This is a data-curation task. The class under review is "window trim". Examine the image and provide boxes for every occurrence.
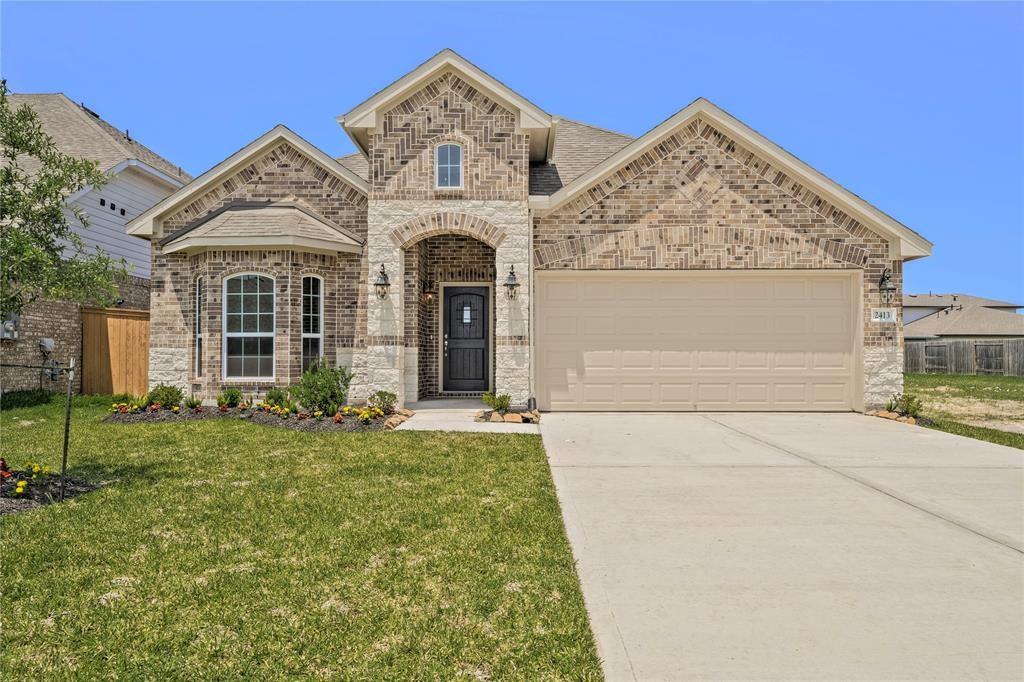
[301,274,324,371]
[222,272,276,381]
[194,276,204,377]
[435,142,464,189]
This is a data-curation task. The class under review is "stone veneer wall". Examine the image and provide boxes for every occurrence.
[0,275,150,394]
[533,115,904,409]
[148,141,367,396]
[403,234,496,400]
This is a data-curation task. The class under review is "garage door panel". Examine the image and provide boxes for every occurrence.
[536,272,858,411]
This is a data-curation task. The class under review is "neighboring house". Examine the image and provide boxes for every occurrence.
[903,293,1021,324]
[0,94,190,393]
[129,50,933,412]
[904,293,1024,376]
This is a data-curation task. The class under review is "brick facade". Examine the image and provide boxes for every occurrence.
[142,63,917,410]
[533,116,904,406]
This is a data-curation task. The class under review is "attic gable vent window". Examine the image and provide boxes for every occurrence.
[435,143,462,189]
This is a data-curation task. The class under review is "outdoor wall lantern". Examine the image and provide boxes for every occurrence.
[374,264,391,300]
[878,267,897,305]
[503,265,520,300]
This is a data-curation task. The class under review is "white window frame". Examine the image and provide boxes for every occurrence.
[222,272,275,381]
[435,142,463,189]
[301,274,324,371]
[194,276,204,377]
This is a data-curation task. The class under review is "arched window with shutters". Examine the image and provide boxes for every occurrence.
[223,273,275,379]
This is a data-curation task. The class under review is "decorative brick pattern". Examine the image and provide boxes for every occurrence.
[149,142,368,396]
[390,212,507,249]
[370,72,529,201]
[533,117,904,405]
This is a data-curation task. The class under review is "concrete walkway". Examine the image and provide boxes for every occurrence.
[542,413,1024,680]
[396,399,539,433]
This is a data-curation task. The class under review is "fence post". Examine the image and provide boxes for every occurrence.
[60,358,75,501]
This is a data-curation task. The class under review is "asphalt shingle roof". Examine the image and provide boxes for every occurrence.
[903,293,1021,310]
[905,305,1024,338]
[8,93,191,182]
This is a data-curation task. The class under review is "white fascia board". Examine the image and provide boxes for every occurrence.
[162,235,363,256]
[339,50,552,134]
[535,99,932,260]
[126,125,368,238]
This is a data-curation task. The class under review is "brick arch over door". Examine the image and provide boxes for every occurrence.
[389,212,507,250]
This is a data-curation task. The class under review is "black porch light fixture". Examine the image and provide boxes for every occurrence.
[503,265,520,300]
[374,264,391,300]
[878,267,897,305]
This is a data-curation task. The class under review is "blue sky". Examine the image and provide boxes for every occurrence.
[3,2,1022,303]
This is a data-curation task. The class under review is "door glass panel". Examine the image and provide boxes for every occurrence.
[462,305,472,324]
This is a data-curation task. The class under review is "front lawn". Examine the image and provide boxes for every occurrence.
[904,373,1024,450]
[1,397,601,679]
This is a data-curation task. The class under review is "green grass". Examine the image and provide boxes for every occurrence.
[904,373,1024,402]
[1,399,602,680]
[904,373,1024,450]
[921,417,1024,450]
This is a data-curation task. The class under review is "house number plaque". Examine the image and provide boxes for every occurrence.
[870,308,897,324]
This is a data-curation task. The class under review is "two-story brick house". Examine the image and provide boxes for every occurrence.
[128,50,932,411]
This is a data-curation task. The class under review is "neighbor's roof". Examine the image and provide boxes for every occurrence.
[903,293,1022,309]
[159,200,363,256]
[8,93,190,184]
[905,305,1024,338]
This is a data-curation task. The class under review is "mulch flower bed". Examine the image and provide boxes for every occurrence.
[1,459,102,516]
[104,403,415,432]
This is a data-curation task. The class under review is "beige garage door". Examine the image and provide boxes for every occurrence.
[535,271,861,411]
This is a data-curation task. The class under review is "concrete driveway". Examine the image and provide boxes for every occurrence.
[542,413,1023,680]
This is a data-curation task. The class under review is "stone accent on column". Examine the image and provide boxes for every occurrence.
[495,229,531,406]
[373,200,532,406]
[403,348,419,404]
[863,346,903,409]
[149,346,189,392]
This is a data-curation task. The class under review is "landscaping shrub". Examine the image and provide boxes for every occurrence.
[886,392,923,418]
[482,392,512,414]
[263,387,288,408]
[368,390,397,415]
[184,395,202,410]
[217,387,244,408]
[0,390,54,410]
[290,363,354,413]
[145,384,183,408]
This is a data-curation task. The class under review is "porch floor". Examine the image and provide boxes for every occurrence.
[400,398,540,434]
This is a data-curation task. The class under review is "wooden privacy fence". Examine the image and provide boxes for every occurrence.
[81,307,150,395]
[905,337,1024,376]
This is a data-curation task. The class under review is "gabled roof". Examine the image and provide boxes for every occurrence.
[529,118,635,196]
[127,125,368,238]
[905,304,1024,338]
[337,49,554,161]
[528,98,933,260]
[159,200,363,256]
[903,293,1022,310]
[9,93,190,186]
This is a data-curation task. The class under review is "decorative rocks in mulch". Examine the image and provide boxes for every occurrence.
[475,409,541,424]
[105,406,416,433]
[866,410,918,425]
[1,464,102,516]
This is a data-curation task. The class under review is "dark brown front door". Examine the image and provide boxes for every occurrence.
[443,287,489,392]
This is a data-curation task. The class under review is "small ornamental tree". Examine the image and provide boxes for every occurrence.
[1,80,127,316]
